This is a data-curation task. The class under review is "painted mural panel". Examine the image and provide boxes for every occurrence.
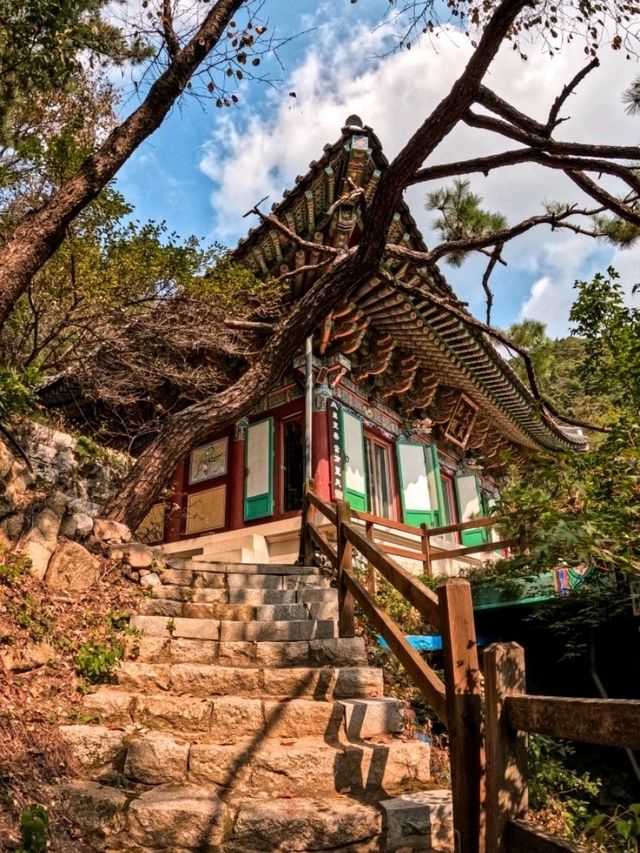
[189,438,228,485]
[244,418,274,520]
[185,485,226,534]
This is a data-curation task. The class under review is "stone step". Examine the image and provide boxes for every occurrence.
[159,567,332,590]
[150,584,338,607]
[381,789,454,851]
[130,615,338,642]
[138,599,315,621]
[79,691,403,739]
[179,560,324,576]
[61,725,430,797]
[133,635,368,668]
[59,782,389,851]
[116,662,384,699]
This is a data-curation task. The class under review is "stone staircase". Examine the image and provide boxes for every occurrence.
[58,560,453,851]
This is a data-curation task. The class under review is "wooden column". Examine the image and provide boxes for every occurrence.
[484,642,528,853]
[165,462,186,542]
[229,418,248,530]
[336,499,355,637]
[438,579,485,853]
[312,401,332,502]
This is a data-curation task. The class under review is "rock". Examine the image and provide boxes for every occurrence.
[0,441,13,479]
[229,796,381,851]
[45,541,100,591]
[18,507,61,579]
[381,789,454,852]
[114,542,154,569]
[59,725,126,779]
[61,511,94,540]
[0,642,56,673]
[124,733,189,784]
[0,512,24,545]
[140,572,162,590]
[128,784,227,848]
[58,780,128,844]
[93,518,132,545]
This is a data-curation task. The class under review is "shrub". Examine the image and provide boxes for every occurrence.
[74,638,124,684]
[18,804,49,853]
[0,547,31,586]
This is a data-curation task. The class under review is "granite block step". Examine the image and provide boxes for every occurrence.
[116,662,384,699]
[58,781,388,851]
[61,725,430,796]
[180,560,326,576]
[133,635,368,668]
[130,615,337,642]
[138,599,312,621]
[159,568,332,591]
[150,585,338,607]
[81,690,351,738]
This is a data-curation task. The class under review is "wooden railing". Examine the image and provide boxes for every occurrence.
[346,507,516,578]
[484,642,640,852]
[300,485,485,853]
[300,486,640,853]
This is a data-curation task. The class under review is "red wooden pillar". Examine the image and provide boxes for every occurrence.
[230,417,248,530]
[165,462,186,542]
[312,392,332,502]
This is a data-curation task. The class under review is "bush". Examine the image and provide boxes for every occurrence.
[18,804,49,853]
[0,547,31,586]
[74,638,124,684]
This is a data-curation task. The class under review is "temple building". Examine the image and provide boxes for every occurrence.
[146,117,586,566]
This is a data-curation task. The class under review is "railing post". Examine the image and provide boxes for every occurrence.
[298,479,315,566]
[438,579,485,853]
[365,521,377,594]
[484,642,528,853]
[420,522,432,577]
[336,499,355,637]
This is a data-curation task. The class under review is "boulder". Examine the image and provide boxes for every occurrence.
[0,642,56,673]
[18,504,63,579]
[93,518,132,545]
[60,512,94,540]
[0,441,13,479]
[45,541,101,591]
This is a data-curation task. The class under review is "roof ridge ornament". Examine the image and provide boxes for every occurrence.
[343,114,364,131]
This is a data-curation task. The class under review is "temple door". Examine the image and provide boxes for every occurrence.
[339,409,368,511]
[396,440,442,528]
[454,472,488,546]
[244,418,274,521]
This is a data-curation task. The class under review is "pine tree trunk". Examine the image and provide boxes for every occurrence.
[0,0,244,328]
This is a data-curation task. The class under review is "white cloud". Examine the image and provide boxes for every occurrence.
[199,13,640,334]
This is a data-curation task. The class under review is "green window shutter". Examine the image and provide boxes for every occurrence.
[455,473,488,546]
[396,440,441,528]
[244,418,274,521]
[339,408,368,511]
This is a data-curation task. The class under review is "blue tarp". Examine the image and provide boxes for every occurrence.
[377,634,443,651]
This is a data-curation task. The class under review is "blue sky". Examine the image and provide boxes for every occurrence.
[113,0,640,336]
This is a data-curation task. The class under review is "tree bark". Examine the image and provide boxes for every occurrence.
[107,0,532,531]
[0,0,245,328]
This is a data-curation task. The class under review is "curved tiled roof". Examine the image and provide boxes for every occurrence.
[233,118,586,454]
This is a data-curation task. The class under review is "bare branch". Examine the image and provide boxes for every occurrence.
[481,243,503,326]
[546,58,600,133]
[567,171,640,226]
[224,318,274,331]
[411,147,640,197]
[385,205,605,266]
[246,204,340,256]
[161,0,181,59]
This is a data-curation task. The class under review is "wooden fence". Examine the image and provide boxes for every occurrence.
[299,485,640,853]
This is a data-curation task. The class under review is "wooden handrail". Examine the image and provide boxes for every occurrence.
[307,521,338,568]
[302,488,483,852]
[506,695,640,749]
[306,490,338,526]
[342,567,448,723]
[350,508,424,535]
[342,521,441,627]
[484,643,640,853]
[429,538,515,562]
[425,515,506,537]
